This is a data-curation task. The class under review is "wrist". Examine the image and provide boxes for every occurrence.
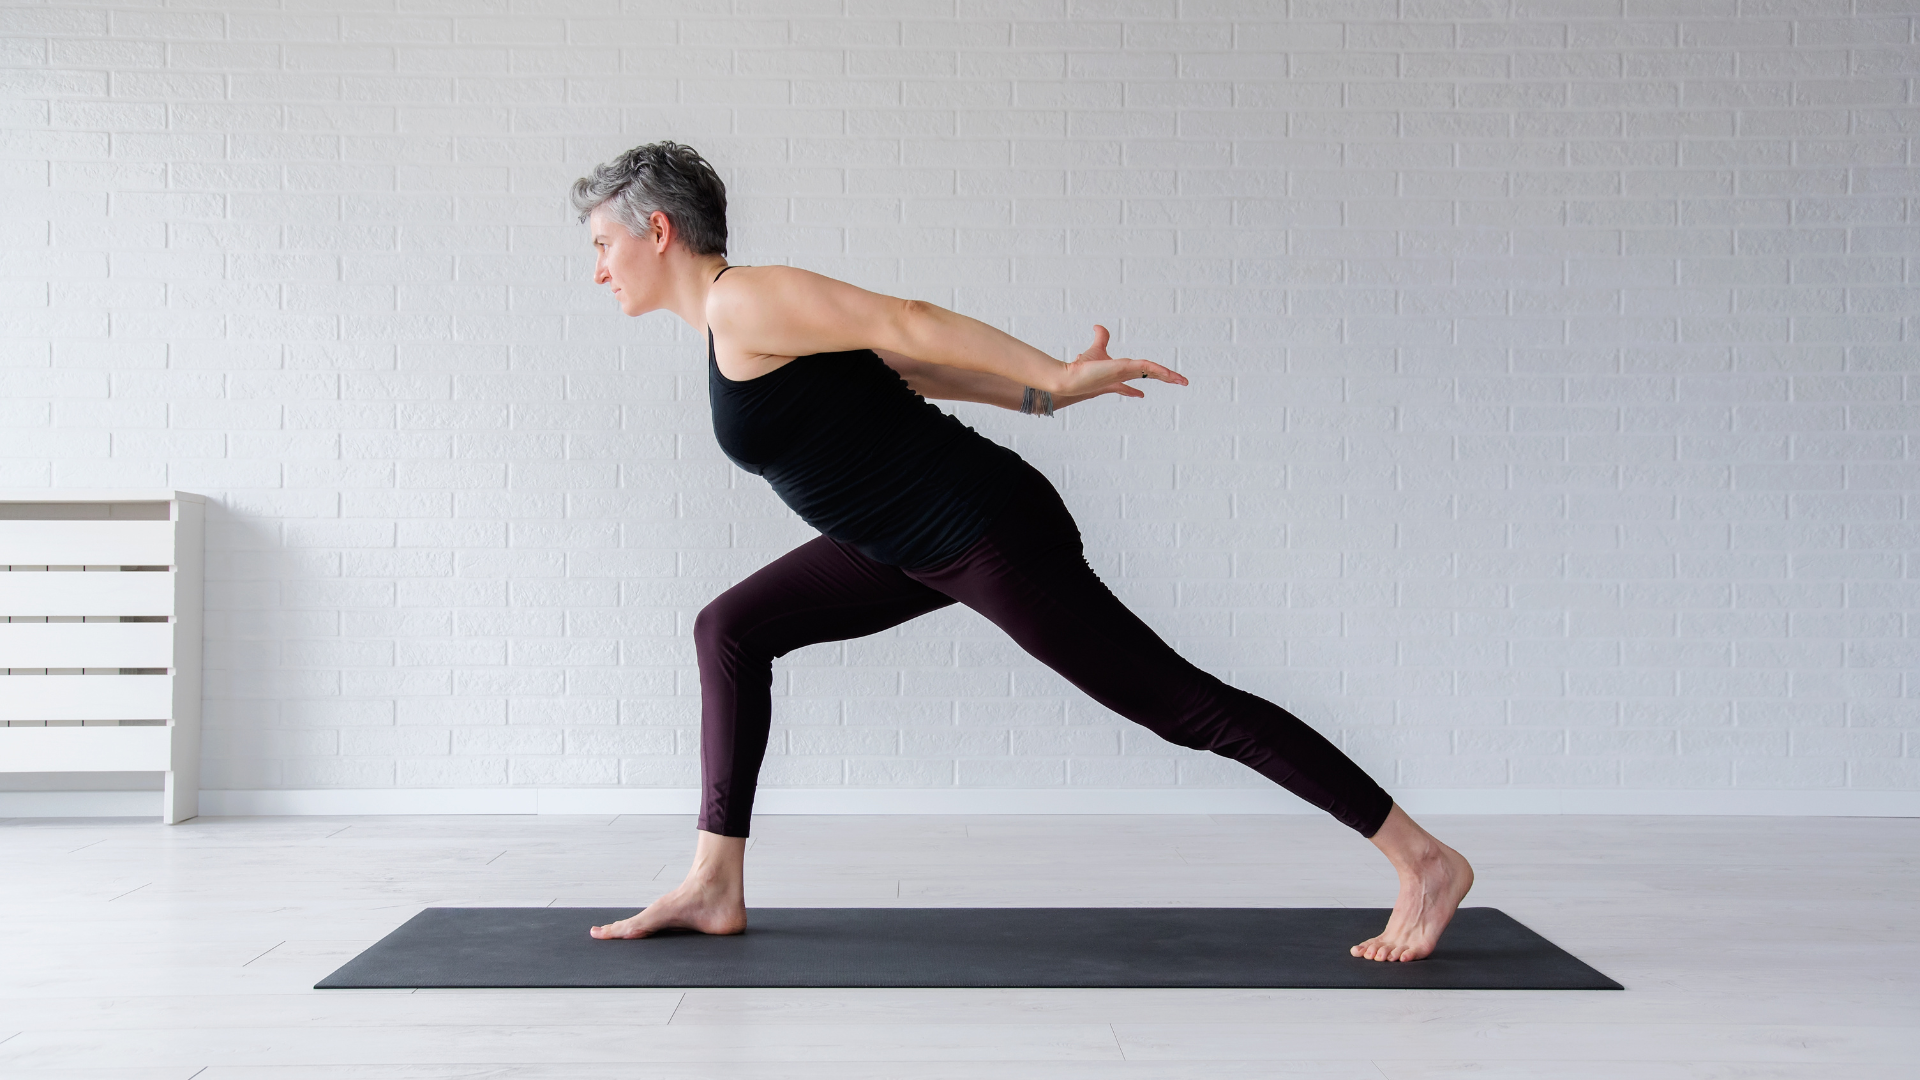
[1038,360,1070,395]
[1018,386,1056,417]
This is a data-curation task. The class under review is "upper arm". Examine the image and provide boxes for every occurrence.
[707,266,924,359]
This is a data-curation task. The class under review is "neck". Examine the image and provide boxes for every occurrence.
[661,252,731,329]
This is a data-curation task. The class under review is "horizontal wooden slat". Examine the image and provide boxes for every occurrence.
[0,489,201,504]
[0,622,173,669]
[0,521,176,566]
[0,725,173,772]
[0,572,174,617]
[0,674,172,721]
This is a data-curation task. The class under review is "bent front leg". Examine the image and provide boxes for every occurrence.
[694,536,954,837]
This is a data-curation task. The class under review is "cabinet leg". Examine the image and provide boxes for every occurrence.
[163,770,197,825]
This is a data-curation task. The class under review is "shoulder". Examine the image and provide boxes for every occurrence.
[706,265,836,331]
[708,266,915,359]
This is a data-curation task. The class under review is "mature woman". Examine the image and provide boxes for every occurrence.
[572,142,1472,962]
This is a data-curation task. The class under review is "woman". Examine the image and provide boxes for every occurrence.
[572,142,1472,962]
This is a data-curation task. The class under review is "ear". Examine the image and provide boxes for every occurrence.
[649,210,673,253]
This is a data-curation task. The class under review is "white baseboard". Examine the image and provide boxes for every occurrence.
[8,786,1917,819]
[0,790,169,817]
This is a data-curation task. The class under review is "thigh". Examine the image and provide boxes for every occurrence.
[909,472,1201,719]
[701,535,957,660]
[934,548,1195,719]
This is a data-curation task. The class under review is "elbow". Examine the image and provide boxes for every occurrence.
[892,298,938,351]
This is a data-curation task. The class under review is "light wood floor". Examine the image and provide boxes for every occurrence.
[1,811,1914,1078]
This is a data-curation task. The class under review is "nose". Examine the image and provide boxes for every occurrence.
[594,259,610,285]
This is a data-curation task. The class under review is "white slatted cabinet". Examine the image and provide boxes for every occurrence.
[0,491,205,823]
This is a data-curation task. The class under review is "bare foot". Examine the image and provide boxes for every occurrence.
[591,830,748,940]
[1351,805,1475,962]
[590,875,746,939]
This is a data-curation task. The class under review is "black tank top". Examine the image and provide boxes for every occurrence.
[706,269,1020,569]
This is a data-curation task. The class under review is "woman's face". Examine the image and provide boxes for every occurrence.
[590,207,663,316]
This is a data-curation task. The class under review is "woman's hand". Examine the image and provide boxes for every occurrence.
[1052,325,1188,402]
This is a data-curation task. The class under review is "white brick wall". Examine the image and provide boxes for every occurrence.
[3,0,1915,811]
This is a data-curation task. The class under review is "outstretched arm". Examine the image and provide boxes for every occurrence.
[707,266,1188,403]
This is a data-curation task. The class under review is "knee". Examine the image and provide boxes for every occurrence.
[693,597,750,667]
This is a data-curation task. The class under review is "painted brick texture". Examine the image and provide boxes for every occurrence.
[2,0,1914,799]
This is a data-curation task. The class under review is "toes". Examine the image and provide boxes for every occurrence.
[1387,940,1428,962]
[1352,936,1428,963]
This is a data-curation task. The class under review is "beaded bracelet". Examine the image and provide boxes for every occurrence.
[1020,387,1054,417]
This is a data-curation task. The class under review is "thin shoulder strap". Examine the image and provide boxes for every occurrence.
[708,265,739,351]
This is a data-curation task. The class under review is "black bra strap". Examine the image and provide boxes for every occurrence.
[708,266,742,355]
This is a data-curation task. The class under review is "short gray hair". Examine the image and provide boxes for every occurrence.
[570,141,728,256]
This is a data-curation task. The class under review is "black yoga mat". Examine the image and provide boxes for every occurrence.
[316,906,1620,990]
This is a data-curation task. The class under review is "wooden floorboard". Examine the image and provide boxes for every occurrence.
[1,812,1914,1076]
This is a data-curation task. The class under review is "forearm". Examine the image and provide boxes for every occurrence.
[890,301,1070,394]
[880,353,1092,412]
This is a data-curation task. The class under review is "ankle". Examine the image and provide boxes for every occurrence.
[682,862,741,889]
[1383,835,1449,877]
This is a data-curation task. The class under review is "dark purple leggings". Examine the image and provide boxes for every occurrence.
[694,463,1394,839]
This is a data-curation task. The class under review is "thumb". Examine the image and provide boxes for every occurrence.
[1084,324,1111,358]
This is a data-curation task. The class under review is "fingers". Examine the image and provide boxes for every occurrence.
[1117,359,1188,386]
[1069,325,1191,397]
[1074,362,1178,400]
